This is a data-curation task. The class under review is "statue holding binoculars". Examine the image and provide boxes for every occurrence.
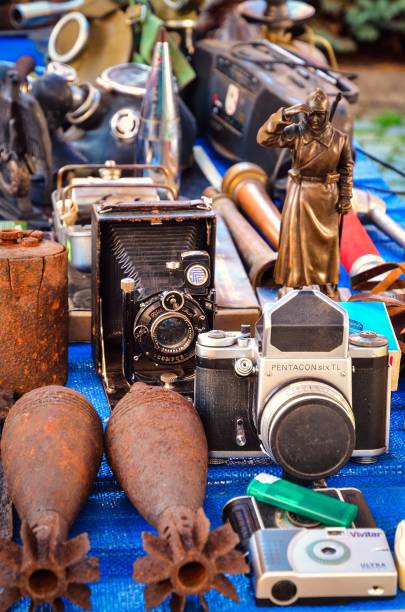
[257,88,353,298]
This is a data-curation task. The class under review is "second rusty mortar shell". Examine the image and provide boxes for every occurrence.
[0,385,103,610]
[205,186,277,288]
[106,382,248,611]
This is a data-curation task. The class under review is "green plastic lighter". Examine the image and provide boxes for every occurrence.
[247,473,358,527]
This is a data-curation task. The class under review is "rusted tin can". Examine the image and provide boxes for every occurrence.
[0,385,103,610]
[106,382,248,610]
[0,230,68,395]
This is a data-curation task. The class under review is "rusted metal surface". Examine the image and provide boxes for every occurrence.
[0,230,68,395]
[206,187,277,288]
[222,161,281,249]
[0,385,103,610]
[0,387,14,543]
[106,382,248,610]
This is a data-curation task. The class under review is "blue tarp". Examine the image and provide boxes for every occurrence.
[2,33,405,612]
[11,148,405,612]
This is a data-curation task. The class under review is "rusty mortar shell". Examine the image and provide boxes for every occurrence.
[106,382,248,611]
[205,186,277,288]
[222,162,281,249]
[0,230,68,395]
[0,385,103,610]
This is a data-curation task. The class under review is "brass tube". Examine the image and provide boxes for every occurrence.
[222,162,281,249]
[205,187,277,288]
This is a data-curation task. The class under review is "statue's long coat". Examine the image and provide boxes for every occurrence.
[257,108,353,287]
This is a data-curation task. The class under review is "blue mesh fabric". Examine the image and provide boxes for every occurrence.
[11,342,405,612]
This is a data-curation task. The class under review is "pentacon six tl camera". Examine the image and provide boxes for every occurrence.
[195,289,391,480]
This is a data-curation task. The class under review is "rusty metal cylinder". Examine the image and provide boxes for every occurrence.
[106,382,208,529]
[222,162,281,249]
[0,385,103,609]
[2,385,103,533]
[0,230,68,395]
[205,186,277,288]
[106,382,247,610]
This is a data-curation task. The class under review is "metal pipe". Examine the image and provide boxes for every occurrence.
[10,0,83,28]
[222,162,281,249]
[205,187,277,287]
[352,188,405,250]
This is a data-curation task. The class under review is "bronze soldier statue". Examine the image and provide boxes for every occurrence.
[257,88,353,297]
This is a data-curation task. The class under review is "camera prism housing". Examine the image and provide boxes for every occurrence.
[195,289,391,480]
[250,528,397,604]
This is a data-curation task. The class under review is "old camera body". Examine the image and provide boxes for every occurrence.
[250,528,397,605]
[222,490,376,557]
[191,39,358,178]
[195,289,391,480]
[93,195,216,403]
[32,63,196,173]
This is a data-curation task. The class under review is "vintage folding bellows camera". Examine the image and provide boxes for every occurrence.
[92,193,216,403]
[191,39,359,178]
[195,289,391,480]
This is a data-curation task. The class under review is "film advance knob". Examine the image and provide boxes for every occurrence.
[198,330,239,347]
[349,330,388,347]
[208,330,226,339]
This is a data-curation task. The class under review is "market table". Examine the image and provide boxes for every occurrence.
[1,36,405,612]
[8,148,403,612]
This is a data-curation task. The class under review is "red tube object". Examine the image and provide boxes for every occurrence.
[340,210,384,278]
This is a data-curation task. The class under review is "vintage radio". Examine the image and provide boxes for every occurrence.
[191,39,359,177]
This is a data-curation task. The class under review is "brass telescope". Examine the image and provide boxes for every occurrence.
[222,162,281,249]
[205,186,277,288]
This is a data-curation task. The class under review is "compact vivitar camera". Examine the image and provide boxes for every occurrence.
[93,195,216,404]
[250,528,397,605]
[194,289,391,480]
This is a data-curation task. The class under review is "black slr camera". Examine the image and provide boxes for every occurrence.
[195,290,391,480]
[92,195,216,404]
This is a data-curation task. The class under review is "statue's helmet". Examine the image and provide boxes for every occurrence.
[306,88,329,113]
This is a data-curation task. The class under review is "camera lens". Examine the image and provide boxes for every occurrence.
[286,511,320,528]
[151,312,194,354]
[259,381,355,480]
[271,580,297,604]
